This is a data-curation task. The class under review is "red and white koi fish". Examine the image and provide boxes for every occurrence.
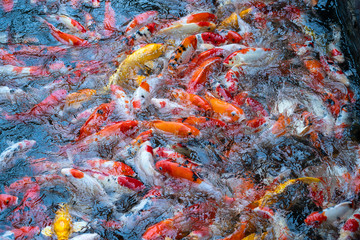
[223,47,272,67]
[328,42,345,63]
[70,106,97,124]
[210,78,233,101]
[290,40,314,56]
[46,14,87,34]
[187,57,223,94]
[245,97,269,118]
[338,208,360,240]
[125,10,159,35]
[1,226,40,240]
[0,140,35,171]
[5,89,67,122]
[0,65,49,77]
[222,65,244,95]
[76,101,116,141]
[153,146,189,163]
[36,16,90,46]
[86,159,135,177]
[110,85,134,120]
[131,75,164,113]
[305,201,355,227]
[61,168,114,204]
[0,194,18,211]
[151,98,193,117]
[125,141,161,187]
[123,22,158,47]
[103,0,116,37]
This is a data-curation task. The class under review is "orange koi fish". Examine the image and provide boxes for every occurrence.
[65,89,96,109]
[147,120,200,137]
[172,89,212,112]
[205,92,246,123]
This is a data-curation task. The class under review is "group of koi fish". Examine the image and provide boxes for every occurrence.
[1,0,360,239]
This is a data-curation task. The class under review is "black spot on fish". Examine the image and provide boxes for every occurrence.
[192,172,199,182]
[181,45,186,51]
[97,109,104,114]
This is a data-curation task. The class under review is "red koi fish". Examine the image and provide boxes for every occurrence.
[76,101,116,141]
[0,194,18,211]
[338,209,360,240]
[125,10,159,35]
[5,89,68,122]
[86,159,135,177]
[103,0,116,37]
[1,226,40,239]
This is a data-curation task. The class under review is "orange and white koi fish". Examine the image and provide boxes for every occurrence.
[305,201,354,227]
[338,208,360,240]
[131,75,164,113]
[147,120,201,137]
[76,101,115,141]
[0,139,35,171]
[103,0,116,37]
[86,159,135,177]
[290,40,314,56]
[123,22,158,47]
[36,16,90,46]
[125,10,159,35]
[46,14,87,34]
[223,47,272,67]
[129,141,162,186]
[5,89,67,122]
[172,89,212,112]
[187,57,223,94]
[205,92,245,123]
[0,64,49,77]
[110,85,134,120]
[176,12,217,25]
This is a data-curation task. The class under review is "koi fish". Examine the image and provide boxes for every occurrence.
[86,159,135,177]
[36,16,90,46]
[123,22,158,47]
[205,92,245,123]
[0,194,18,211]
[305,201,355,227]
[320,56,349,86]
[125,10,159,35]
[157,21,216,37]
[328,42,345,63]
[46,14,87,34]
[128,141,162,186]
[338,208,360,240]
[151,98,192,117]
[108,43,165,87]
[5,89,67,122]
[146,120,201,137]
[223,47,272,67]
[65,89,96,109]
[0,64,49,77]
[176,116,226,129]
[1,226,40,240]
[222,65,244,95]
[187,57,223,94]
[0,140,36,172]
[103,0,116,37]
[0,86,27,104]
[76,101,115,141]
[172,89,212,112]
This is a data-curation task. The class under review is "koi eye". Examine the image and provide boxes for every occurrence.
[159,167,163,171]
[231,111,236,116]
[141,95,145,99]
[188,132,192,135]
[97,109,104,114]
[5,199,9,204]
[326,99,335,105]
[9,89,15,94]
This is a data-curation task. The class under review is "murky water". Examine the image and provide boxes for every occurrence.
[0,0,360,239]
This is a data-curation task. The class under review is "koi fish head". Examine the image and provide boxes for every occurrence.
[223,51,238,66]
[0,194,18,211]
[61,168,85,179]
[304,211,327,227]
